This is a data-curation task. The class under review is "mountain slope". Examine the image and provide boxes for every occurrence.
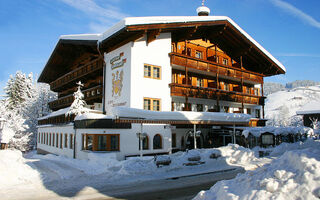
[265,85,320,126]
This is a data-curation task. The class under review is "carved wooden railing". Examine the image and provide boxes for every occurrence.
[50,58,103,91]
[48,85,103,111]
[170,83,265,105]
[170,53,263,84]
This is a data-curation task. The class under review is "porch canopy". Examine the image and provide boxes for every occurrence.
[111,107,251,126]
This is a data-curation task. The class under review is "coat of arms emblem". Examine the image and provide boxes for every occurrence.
[112,70,124,97]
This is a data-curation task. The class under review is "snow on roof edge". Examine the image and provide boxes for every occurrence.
[296,101,320,115]
[59,33,102,41]
[111,106,251,123]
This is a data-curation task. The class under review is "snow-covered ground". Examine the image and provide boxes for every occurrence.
[0,144,270,199]
[1,140,319,199]
[194,139,320,200]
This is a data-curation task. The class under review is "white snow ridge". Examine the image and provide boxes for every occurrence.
[194,139,320,200]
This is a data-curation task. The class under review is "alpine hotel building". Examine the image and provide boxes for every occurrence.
[37,6,286,160]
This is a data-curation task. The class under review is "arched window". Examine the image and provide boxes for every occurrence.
[153,134,162,149]
[139,135,149,150]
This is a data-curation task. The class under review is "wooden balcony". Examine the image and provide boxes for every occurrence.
[170,83,265,106]
[50,58,104,92]
[49,85,103,111]
[170,52,263,84]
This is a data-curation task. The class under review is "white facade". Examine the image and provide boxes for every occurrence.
[104,33,172,114]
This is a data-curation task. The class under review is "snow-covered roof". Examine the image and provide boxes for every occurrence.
[241,126,313,138]
[60,16,285,72]
[60,33,101,41]
[296,101,320,115]
[75,112,112,121]
[38,107,101,120]
[111,107,251,123]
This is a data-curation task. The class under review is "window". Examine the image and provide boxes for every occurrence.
[60,134,63,149]
[64,134,68,148]
[70,134,73,149]
[195,51,202,59]
[38,133,40,143]
[52,133,55,147]
[224,83,230,91]
[83,134,119,151]
[196,78,204,87]
[46,133,48,145]
[261,134,274,145]
[143,98,161,111]
[187,48,191,56]
[49,133,52,146]
[139,135,149,150]
[97,135,107,151]
[153,134,162,149]
[246,87,251,94]
[254,88,259,96]
[144,65,151,77]
[110,135,119,151]
[86,135,93,150]
[223,106,229,113]
[197,104,203,112]
[153,67,160,79]
[144,64,161,79]
[172,133,176,148]
[247,108,251,115]
[56,133,59,148]
[223,58,228,65]
[255,109,261,118]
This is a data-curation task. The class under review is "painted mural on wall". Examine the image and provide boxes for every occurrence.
[106,50,128,112]
[112,70,123,97]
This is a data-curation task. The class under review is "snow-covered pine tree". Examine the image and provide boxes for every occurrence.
[66,81,88,116]
[2,71,56,151]
[4,71,33,111]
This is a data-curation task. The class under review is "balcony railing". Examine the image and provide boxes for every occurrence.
[170,83,265,105]
[50,58,103,91]
[48,85,103,111]
[170,52,263,84]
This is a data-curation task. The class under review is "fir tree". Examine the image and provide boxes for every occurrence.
[66,81,88,116]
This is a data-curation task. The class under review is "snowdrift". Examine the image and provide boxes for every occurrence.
[0,150,40,188]
[194,140,320,200]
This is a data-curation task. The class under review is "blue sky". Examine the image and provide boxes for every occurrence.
[0,0,319,94]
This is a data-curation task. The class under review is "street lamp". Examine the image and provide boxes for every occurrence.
[136,129,147,158]
[0,118,6,130]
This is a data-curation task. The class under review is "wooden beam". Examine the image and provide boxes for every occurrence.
[147,29,161,45]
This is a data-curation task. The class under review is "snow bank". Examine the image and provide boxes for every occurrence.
[0,150,40,188]
[194,140,320,200]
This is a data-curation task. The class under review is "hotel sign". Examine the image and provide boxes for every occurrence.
[110,52,126,70]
